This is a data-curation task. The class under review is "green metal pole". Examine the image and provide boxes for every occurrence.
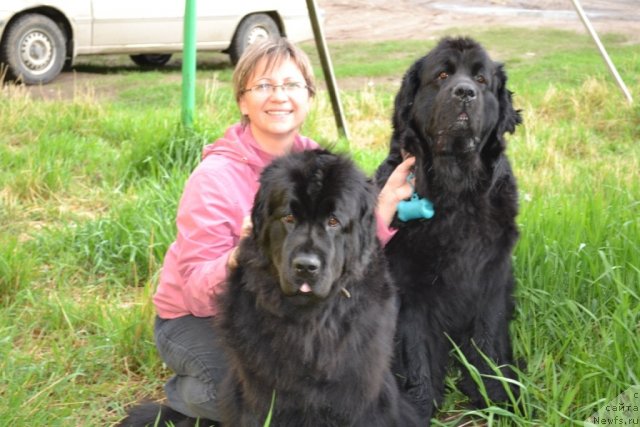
[305,0,350,141]
[182,0,197,128]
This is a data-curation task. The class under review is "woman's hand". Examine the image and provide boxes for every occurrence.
[227,216,253,269]
[377,156,416,228]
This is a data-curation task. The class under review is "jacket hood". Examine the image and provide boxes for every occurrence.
[201,123,268,168]
[202,123,320,168]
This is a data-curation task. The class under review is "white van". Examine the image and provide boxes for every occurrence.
[0,1,316,84]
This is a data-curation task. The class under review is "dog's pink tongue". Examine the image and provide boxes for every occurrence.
[300,283,312,293]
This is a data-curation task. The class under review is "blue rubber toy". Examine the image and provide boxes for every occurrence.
[398,193,434,221]
[397,173,435,222]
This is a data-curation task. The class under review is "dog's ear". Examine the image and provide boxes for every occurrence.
[347,179,379,279]
[250,185,267,242]
[250,170,282,246]
[359,180,378,245]
[495,63,522,146]
[482,63,522,163]
[392,58,423,141]
[375,58,423,187]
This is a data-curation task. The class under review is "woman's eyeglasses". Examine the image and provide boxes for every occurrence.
[242,82,308,96]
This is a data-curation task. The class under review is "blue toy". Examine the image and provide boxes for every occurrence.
[397,173,435,222]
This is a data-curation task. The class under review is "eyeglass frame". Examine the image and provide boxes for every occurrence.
[241,81,309,96]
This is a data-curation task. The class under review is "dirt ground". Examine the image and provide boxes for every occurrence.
[21,0,638,99]
[319,0,639,42]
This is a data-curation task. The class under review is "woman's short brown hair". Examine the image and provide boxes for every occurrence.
[232,37,316,124]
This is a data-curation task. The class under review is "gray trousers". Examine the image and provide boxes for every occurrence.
[154,315,228,421]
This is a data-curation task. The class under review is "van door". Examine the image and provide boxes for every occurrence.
[91,0,183,51]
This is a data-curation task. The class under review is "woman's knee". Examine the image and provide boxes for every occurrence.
[154,315,227,383]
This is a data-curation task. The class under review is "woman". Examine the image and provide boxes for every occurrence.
[152,37,415,421]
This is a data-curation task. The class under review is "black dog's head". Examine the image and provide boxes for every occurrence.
[391,37,521,194]
[250,150,378,305]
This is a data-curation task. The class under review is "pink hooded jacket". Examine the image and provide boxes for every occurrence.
[153,123,396,319]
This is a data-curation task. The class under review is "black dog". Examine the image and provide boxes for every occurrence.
[119,150,418,426]
[217,150,418,426]
[218,150,418,426]
[376,37,522,421]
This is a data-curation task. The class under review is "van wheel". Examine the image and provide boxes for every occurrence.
[0,13,67,85]
[130,54,172,67]
[228,14,280,65]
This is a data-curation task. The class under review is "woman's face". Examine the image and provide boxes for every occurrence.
[239,57,311,152]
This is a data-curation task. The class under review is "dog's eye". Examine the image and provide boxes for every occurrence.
[475,75,487,84]
[327,216,340,228]
[282,214,296,224]
[438,72,449,80]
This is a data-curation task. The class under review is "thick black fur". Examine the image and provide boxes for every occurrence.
[120,150,420,426]
[375,37,522,421]
[216,149,420,426]
[217,149,419,426]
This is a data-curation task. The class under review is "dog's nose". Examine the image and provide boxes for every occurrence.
[453,82,477,102]
[293,254,321,276]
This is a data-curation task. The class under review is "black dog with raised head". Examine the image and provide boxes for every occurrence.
[376,37,522,421]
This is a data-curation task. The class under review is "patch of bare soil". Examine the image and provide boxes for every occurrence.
[318,0,639,42]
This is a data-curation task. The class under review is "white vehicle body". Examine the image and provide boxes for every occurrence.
[0,1,316,84]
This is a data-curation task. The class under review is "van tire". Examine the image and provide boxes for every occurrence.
[130,54,172,67]
[0,13,66,85]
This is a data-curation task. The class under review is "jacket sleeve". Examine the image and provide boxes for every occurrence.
[174,168,242,316]
[376,212,397,246]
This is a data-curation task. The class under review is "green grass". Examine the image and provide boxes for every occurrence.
[1,28,639,426]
